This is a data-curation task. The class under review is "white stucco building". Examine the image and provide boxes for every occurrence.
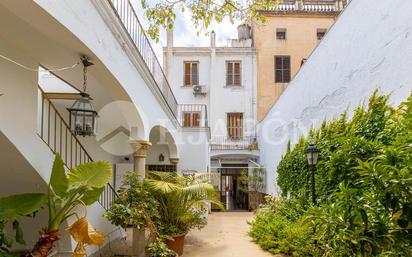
[163,26,260,210]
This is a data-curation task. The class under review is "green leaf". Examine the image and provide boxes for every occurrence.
[67,161,112,189]
[12,221,25,245]
[0,193,47,221]
[81,186,105,206]
[50,153,68,197]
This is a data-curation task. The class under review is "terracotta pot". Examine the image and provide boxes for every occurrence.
[165,234,186,256]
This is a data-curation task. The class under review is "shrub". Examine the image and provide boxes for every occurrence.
[250,90,412,256]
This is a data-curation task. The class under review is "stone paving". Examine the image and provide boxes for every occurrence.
[182,212,281,257]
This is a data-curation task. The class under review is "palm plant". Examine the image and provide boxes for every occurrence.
[145,172,223,236]
[0,154,112,257]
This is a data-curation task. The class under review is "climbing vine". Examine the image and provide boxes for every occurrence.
[250,90,412,256]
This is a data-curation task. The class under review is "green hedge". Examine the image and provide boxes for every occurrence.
[250,90,412,256]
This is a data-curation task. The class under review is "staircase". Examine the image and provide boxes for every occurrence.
[37,88,117,210]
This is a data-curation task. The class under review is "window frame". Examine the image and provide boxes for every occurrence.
[183,61,199,86]
[227,112,244,139]
[274,55,291,83]
[276,28,287,40]
[182,111,201,127]
[225,61,242,86]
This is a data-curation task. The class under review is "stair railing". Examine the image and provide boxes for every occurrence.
[37,88,117,210]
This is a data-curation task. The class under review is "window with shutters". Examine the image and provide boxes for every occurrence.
[226,61,241,86]
[274,56,291,83]
[184,61,199,86]
[227,113,243,139]
[182,112,200,127]
[276,28,287,40]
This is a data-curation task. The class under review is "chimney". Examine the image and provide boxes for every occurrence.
[167,28,173,48]
[210,31,216,48]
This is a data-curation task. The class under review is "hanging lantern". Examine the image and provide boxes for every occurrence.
[67,56,97,137]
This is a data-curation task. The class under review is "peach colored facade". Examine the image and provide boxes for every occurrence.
[254,12,340,121]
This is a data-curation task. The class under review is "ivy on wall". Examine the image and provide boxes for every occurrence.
[250,90,412,256]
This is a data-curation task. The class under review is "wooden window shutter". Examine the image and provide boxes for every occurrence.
[183,112,191,127]
[192,63,199,85]
[275,56,291,83]
[184,62,191,86]
[226,62,233,85]
[192,112,200,127]
[227,113,243,139]
[234,62,241,85]
[283,57,291,82]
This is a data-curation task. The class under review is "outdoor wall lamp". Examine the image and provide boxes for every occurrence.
[67,56,98,137]
[159,154,165,162]
[305,143,320,205]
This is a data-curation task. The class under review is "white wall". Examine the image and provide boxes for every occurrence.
[177,129,210,172]
[0,37,55,185]
[258,0,412,194]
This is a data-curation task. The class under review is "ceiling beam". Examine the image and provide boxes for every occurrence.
[43,92,83,100]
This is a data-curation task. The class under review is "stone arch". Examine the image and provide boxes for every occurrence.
[147,125,179,166]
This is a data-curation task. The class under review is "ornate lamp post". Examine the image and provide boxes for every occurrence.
[305,143,320,205]
[67,56,97,137]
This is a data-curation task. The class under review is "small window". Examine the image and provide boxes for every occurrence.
[147,165,177,172]
[183,112,200,127]
[184,61,199,86]
[276,28,287,40]
[275,56,291,83]
[317,29,327,40]
[227,113,243,139]
[226,61,241,86]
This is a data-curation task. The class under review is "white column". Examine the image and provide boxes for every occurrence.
[129,140,152,180]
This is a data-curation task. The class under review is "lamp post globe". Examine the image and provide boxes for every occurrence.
[305,143,319,166]
[305,143,320,205]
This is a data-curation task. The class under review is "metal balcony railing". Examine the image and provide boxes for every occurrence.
[107,0,178,118]
[211,136,259,151]
[37,89,117,211]
[178,104,209,128]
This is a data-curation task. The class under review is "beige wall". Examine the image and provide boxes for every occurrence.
[254,14,337,121]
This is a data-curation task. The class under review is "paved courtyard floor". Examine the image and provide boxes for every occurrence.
[182,212,278,257]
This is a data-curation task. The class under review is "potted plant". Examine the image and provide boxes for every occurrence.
[0,154,112,257]
[147,239,178,257]
[145,172,223,256]
[104,172,158,256]
[104,172,158,229]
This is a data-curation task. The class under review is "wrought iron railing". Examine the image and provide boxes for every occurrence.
[211,136,258,151]
[37,89,117,210]
[107,0,178,118]
[178,104,209,128]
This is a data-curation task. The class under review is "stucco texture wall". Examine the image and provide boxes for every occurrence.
[258,0,412,194]
[253,15,336,121]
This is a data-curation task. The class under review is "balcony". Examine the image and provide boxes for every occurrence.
[211,136,259,151]
[108,0,178,118]
[178,104,209,128]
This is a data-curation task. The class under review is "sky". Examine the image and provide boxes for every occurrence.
[131,0,241,64]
